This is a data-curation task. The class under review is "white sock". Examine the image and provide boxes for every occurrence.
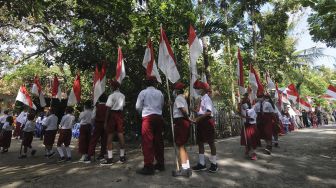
[108,150,113,159]
[186,160,190,168]
[181,163,189,170]
[65,147,71,158]
[57,147,64,157]
[210,155,217,165]
[199,154,205,165]
[120,149,125,157]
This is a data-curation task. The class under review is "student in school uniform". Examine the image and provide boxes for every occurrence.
[19,112,37,159]
[86,94,108,163]
[0,115,14,153]
[14,108,28,139]
[135,76,165,175]
[171,82,193,178]
[43,108,59,158]
[79,101,93,162]
[0,110,9,131]
[56,107,76,162]
[100,80,126,165]
[191,80,218,173]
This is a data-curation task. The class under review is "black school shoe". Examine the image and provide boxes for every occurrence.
[208,163,218,173]
[58,157,66,162]
[136,166,155,175]
[2,148,8,153]
[96,155,105,161]
[119,156,126,163]
[192,163,207,171]
[100,158,113,166]
[154,163,165,171]
[31,149,36,156]
[48,151,56,158]
[172,168,192,178]
[18,154,27,159]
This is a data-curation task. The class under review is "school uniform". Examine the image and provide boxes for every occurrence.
[88,103,108,157]
[22,120,35,148]
[196,94,216,144]
[240,108,260,149]
[43,114,58,146]
[257,101,275,141]
[173,94,190,146]
[14,111,27,138]
[105,90,125,134]
[136,86,165,168]
[0,114,8,130]
[57,114,75,147]
[0,121,14,149]
[78,109,93,154]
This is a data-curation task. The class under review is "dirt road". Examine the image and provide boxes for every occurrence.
[1,124,336,188]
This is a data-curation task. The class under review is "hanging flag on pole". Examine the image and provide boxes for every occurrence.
[100,60,107,93]
[116,47,126,84]
[275,82,282,109]
[237,48,245,94]
[286,83,299,103]
[326,85,336,99]
[67,74,81,106]
[249,64,264,101]
[142,39,162,83]
[158,26,180,83]
[52,75,62,101]
[299,98,311,111]
[266,71,275,90]
[93,64,103,104]
[16,85,36,109]
[31,76,46,107]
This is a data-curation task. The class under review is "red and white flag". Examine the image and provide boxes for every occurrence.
[158,26,180,83]
[31,76,46,107]
[52,75,62,101]
[67,74,81,106]
[266,71,275,90]
[237,48,245,94]
[142,39,162,83]
[249,64,264,98]
[16,85,36,109]
[100,60,107,93]
[116,47,126,84]
[286,83,299,103]
[188,25,202,98]
[93,65,102,104]
[299,98,311,111]
[326,85,336,99]
[275,82,282,109]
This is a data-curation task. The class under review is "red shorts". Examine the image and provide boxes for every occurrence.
[174,118,191,146]
[197,117,215,143]
[22,132,34,147]
[260,113,274,141]
[0,130,12,148]
[106,111,124,134]
[57,129,72,147]
[44,130,57,146]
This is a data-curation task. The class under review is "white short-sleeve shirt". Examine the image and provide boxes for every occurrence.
[247,109,257,124]
[60,114,76,129]
[79,109,93,125]
[136,86,164,117]
[106,90,125,111]
[263,101,275,113]
[2,122,13,131]
[43,114,58,131]
[16,112,27,124]
[198,94,214,117]
[173,94,189,118]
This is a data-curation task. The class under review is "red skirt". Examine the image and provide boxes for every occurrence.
[0,130,12,148]
[289,122,295,131]
[196,117,215,143]
[57,129,72,147]
[259,113,274,140]
[106,111,124,134]
[44,130,57,146]
[174,118,191,146]
[240,124,260,149]
[22,132,34,147]
[13,122,21,137]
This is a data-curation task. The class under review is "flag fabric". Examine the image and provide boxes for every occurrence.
[100,60,107,93]
[31,76,46,107]
[299,98,311,111]
[286,83,299,103]
[188,25,202,98]
[116,47,126,84]
[266,71,275,90]
[275,82,282,109]
[16,85,36,109]
[158,26,180,83]
[52,75,62,100]
[67,74,81,106]
[326,85,336,99]
[249,64,264,97]
[93,64,102,104]
[237,48,246,94]
[142,39,162,83]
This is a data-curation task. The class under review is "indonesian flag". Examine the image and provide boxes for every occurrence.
[282,92,290,104]
[266,71,275,90]
[142,39,162,83]
[286,83,299,103]
[16,85,36,110]
[188,25,202,97]
[326,85,336,99]
[249,64,264,97]
[93,65,102,104]
[275,82,282,109]
[67,74,81,106]
[299,98,311,111]
[52,75,62,100]
[116,47,126,84]
[237,48,245,94]
[31,76,46,107]
[100,60,107,93]
[158,26,180,83]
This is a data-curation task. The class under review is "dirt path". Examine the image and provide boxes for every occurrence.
[1,124,336,188]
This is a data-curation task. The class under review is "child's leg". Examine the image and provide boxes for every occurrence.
[208,141,217,165]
